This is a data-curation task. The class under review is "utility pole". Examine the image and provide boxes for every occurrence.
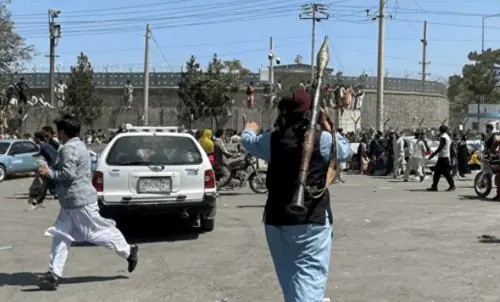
[419,21,430,93]
[375,0,385,132]
[300,3,329,83]
[143,24,151,126]
[48,9,61,107]
[269,37,274,90]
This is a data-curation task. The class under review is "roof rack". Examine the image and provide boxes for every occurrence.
[123,125,181,133]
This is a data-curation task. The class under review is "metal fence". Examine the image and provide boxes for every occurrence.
[5,72,447,95]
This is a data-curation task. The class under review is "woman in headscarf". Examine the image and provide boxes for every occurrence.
[457,135,470,177]
[198,129,215,166]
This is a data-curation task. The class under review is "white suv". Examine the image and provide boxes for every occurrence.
[93,126,217,232]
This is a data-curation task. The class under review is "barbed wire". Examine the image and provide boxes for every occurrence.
[0,104,273,118]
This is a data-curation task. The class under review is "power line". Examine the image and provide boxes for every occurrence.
[15,1,300,34]
[149,30,176,72]
[19,10,299,38]
[13,0,300,25]
[36,34,311,55]
[410,0,428,14]
[11,0,198,18]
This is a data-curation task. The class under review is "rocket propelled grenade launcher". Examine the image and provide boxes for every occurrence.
[286,36,330,216]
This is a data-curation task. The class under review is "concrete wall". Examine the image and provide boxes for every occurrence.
[11,87,448,135]
[360,90,449,131]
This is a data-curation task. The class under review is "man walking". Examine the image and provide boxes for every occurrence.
[28,132,58,205]
[36,115,138,290]
[403,132,427,182]
[393,132,405,178]
[334,128,347,183]
[427,125,455,191]
[242,89,350,301]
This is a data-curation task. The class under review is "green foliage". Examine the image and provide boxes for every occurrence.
[177,54,249,123]
[447,48,500,123]
[0,0,34,90]
[64,53,104,126]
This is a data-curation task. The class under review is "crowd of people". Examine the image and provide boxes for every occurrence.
[353,125,487,191]
[84,129,107,145]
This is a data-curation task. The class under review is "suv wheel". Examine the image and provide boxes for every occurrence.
[200,218,214,232]
[0,165,6,182]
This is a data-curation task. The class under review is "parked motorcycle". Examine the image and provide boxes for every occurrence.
[474,155,500,197]
[216,153,268,194]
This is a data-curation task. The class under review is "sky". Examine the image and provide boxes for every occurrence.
[7,0,500,81]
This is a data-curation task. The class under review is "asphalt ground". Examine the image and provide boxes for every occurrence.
[2,172,500,301]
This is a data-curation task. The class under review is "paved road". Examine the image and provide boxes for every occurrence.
[2,173,500,301]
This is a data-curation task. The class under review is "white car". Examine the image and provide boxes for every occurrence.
[93,126,217,232]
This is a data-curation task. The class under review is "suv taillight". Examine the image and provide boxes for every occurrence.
[92,171,104,192]
[204,170,215,189]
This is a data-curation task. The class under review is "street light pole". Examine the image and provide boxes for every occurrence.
[479,13,500,130]
[482,13,500,52]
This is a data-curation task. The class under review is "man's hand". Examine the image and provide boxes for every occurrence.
[319,110,332,132]
[39,165,49,177]
[246,121,259,133]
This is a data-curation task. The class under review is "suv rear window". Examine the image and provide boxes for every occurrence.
[0,142,9,154]
[106,135,203,166]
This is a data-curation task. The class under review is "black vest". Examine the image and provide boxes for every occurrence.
[486,134,498,151]
[265,124,332,226]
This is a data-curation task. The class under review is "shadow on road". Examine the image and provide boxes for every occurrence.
[67,217,201,246]
[405,189,433,192]
[0,272,127,288]
[219,192,265,196]
[236,205,265,208]
[458,195,494,202]
[478,239,500,244]
[118,217,200,244]
[477,234,500,243]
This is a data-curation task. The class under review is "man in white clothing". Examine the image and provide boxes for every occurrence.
[403,132,427,182]
[393,132,406,178]
[55,80,67,108]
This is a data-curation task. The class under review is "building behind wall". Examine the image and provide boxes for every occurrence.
[467,104,500,133]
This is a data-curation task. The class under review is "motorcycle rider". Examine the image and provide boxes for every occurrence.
[214,129,237,188]
[485,123,500,200]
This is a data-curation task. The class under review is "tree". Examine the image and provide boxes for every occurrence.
[447,48,500,125]
[177,54,249,125]
[177,55,204,123]
[0,1,34,86]
[64,53,104,127]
